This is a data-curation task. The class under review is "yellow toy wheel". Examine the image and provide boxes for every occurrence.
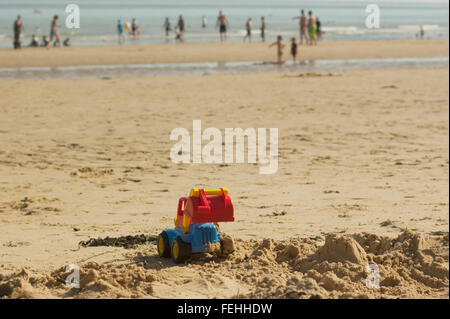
[171,237,192,264]
[157,232,170,258]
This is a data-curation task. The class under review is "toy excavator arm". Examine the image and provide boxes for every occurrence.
[189,188,228,197]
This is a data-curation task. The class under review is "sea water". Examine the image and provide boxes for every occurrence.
[0,0,448,47]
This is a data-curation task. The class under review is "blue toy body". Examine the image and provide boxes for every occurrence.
[163,222,221,253]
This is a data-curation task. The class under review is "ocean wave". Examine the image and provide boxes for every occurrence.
[322,26,359,33]
[322,25,445,35]
[398,24,440,30]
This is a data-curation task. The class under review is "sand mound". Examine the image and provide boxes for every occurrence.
[1,231,448,299]
[316,235,367,264]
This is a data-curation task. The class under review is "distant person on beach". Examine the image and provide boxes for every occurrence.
[48,15,61,47]
[163,17,172,38]
[307,11,317,46]
[243,18,252,42]
[260,17,266,42]
[202,16,207,28]
[177,15,185,38]
[131,18,139,39]
[41,35,50,47]
[293,10,308,45]
[29,34,39,47]
[269,35,285,64]
[419,25,425,39]
[13,15,24,49]
[63,37,71,47]
[117,20,125,44]
[290,37,298,63]
[216,11,230,43]
[316,17,323,41]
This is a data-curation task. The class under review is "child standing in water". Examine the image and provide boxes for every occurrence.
[290,37,298,63]
[243,18,252,42]
[260,17,266,42]
[117,20,125,44]
[131,18,139,39]
[163,17,171,38]
[269,35,285,64]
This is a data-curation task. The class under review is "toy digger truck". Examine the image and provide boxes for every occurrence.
[157,188,235,263]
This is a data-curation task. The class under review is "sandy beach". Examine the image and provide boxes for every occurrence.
[0,39,448,68]
[0,39,448,298]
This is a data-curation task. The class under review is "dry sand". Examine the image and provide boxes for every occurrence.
[0,40,448,298]
[0,39,448,68]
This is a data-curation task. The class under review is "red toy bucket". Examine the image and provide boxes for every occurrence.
[184,188,234,223]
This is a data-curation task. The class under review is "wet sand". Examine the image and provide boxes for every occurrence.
[0,39,448,68]
[0,56,447,80]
